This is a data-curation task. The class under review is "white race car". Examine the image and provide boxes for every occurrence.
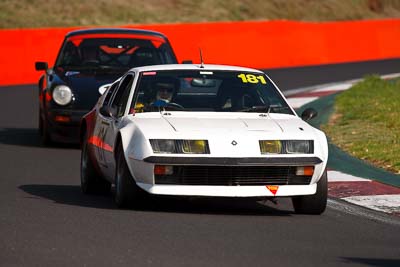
[80,64,328,214]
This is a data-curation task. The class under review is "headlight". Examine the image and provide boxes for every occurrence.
[259,140,313,154]
[285,140,313,154]
[259,140,282,154]
[150,139,176,154]
[52,85,72,106]
[180,140,209,154]
[150,139,210,154]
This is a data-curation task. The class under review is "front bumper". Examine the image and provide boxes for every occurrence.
[129,156,325,198]
[137,183,317,197]
[46,109,89,143]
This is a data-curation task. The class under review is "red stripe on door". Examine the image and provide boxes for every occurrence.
[88,136,113,152]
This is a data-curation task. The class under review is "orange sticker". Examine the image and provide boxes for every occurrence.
[266,185,279,196]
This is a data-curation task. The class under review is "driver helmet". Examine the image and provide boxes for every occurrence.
[154,78,178,103]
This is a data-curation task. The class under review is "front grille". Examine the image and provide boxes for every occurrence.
[155,166,312,186]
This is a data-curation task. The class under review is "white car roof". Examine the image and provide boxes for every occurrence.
[130,64,264,74]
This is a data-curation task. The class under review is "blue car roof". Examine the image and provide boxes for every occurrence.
[65,28,169,40]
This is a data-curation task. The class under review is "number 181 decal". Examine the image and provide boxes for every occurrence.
[237,74,267,84]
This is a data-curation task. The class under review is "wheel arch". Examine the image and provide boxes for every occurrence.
[114,132,123,162]
[80,109,96,148]
[113,128,139,184]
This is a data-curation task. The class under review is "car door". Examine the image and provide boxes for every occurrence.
[101,74,135,179]
[93,81,120,178]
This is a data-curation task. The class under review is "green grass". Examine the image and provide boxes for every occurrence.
[322,76,400,173]
[1,0,400,29]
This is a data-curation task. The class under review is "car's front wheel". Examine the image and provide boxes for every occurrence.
[292,169,328,215]
[115,144,144,208]
[81,134,111,194]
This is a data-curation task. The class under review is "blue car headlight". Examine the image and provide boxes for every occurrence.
[52,85,72,106]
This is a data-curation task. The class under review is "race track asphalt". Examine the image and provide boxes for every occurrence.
[1,58,400,267]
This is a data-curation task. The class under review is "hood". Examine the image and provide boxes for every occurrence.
[162,115,283,133]
[129,112,322,158]
[56,69,122,110]
[132,112,316,139]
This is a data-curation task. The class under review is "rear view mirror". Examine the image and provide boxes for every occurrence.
[191,78,216,87]
[35,61,48,71]
[301,108,318,121]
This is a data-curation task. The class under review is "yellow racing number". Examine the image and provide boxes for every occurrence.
[237,73,267,84]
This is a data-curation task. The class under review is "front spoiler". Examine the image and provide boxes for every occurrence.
[137,183,317,197]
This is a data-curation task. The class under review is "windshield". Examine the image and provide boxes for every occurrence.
[130,70,294,115]
[55,34,176,71]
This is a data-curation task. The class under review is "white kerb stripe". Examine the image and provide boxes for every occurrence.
[342,195,400,214]
[313,83,353,92]
[327,170,371,182]
[286,97,318,109]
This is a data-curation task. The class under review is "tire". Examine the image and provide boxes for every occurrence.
[39,114,52,146]
[292,169,328,215]
[80,134,111,194]
[114,144,144,208]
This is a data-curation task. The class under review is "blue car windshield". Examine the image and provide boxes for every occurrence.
[130,70,294,114]
[55,35,176,71]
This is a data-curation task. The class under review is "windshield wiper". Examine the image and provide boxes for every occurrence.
[238,105,291,114]
[268,106,291,113]
[95,65,130,73]
[238,106,270,113]
[57,64,128,71]
[97,65,127,69]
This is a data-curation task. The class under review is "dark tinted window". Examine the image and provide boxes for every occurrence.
[55,34,176,70]
[103,81,119,106]
[130,70,293,115]
[111,74,134,117]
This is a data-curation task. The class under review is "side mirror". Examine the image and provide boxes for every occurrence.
[181,60,193,64]
[35,61,48,71]
[99,106,114,118]
[99,83,111,95]
[301,108,318,121]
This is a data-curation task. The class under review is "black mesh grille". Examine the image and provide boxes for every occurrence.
[155,166,312,186]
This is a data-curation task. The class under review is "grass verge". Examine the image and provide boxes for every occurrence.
[322,76,400,173]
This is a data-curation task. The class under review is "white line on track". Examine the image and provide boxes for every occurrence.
[283,72,400,97]
[327,198,400,226]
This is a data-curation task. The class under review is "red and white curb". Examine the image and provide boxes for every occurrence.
[328,171,400,215]
[284,73,400,216]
